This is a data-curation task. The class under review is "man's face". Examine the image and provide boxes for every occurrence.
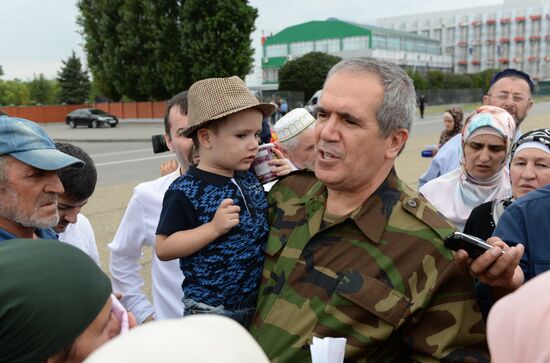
[483,77,533,127]
[54,196,88,233]
[314,71,402,192]
[0,156,64,229]
[165,107,194,171]
[285,128,316,170]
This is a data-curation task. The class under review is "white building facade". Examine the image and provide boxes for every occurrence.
[378,0,550,80]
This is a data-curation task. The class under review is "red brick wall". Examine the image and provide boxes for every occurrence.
[0,101,167,123]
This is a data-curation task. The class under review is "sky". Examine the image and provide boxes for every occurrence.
[0,0,504,85]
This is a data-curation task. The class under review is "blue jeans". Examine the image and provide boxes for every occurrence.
[182,298,256,328]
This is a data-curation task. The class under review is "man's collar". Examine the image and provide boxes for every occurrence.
[299,169,402,243]
[188,165,248,186]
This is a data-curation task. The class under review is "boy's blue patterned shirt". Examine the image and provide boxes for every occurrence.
[156,165,269,307]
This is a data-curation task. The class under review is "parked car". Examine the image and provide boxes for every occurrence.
[305,90,322,115]
[65,108,119,128]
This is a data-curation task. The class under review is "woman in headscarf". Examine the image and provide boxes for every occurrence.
[0,239,132,363]
[464,128,550,240]
[438,107,463,148]
[419,105,515,231]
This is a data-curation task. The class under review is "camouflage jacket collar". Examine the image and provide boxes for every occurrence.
[298,169,402,244]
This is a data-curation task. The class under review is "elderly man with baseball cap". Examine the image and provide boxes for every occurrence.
[0,116,84,242]
[273,108,316,170]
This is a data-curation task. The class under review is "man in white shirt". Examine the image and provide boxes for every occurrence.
[418,68,534,187]
[109,91,193,323]
[54,143,100,266]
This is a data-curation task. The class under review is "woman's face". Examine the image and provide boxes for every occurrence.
[463,134,507,179]
[443,114,454,131]
[53,297,121,363]
[510,148,550,198]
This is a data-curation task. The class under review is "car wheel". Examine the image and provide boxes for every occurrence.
[110,124,116,128]
[92,120,98,128]
[69,120,76,128]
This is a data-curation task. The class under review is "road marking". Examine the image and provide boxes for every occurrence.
[95,154,172,167]
[91,148,152,157]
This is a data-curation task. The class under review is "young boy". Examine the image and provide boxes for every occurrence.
[155,76,277,327]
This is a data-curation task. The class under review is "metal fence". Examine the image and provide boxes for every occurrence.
[416,88,485,106]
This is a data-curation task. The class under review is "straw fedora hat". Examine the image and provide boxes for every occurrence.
[180,76,276,137]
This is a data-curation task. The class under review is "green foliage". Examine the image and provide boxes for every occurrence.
[57,51,91,104]
[408,68,501,92]
[407,70,428,90]
[28,74,58,105]
[0,79,30,106]
[278,52,341,100]
[77,0,257,101]
[0,65,3,78]
[180,0,257,82]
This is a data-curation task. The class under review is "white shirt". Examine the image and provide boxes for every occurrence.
[108,170,184,323]
[58,213,100,266]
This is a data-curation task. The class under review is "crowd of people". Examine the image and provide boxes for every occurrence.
[1,59,549,362]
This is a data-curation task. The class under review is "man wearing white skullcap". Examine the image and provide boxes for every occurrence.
[273,108,316,170]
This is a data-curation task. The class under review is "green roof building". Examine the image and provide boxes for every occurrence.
[262,19,452,85]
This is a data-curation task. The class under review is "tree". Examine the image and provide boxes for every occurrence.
[0,65,3,78]
[28,74,58,104]
[180,0,257,83]
[77,0,258,100]
[57,51,91,104]
[0,79,30,106]
[77,0,123,101]
[278,52,341,100]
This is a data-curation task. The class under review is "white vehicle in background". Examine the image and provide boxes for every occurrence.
[305,90,322,115]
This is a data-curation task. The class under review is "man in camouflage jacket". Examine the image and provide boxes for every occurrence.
[250,58,489,362]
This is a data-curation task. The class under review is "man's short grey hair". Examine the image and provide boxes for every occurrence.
[279,122,315,151]
[326,57,415,138]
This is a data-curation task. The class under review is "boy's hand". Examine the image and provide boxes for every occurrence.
[211,198,240,235]
[269,148,295,176]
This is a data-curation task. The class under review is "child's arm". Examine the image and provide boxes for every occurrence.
[155,198,240,260]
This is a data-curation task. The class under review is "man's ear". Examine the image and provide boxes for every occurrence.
[164,133,174,152]
[386,129,409,158]
[197,128,212,150]
[482,94,490,106]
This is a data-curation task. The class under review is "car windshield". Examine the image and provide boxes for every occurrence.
[89,109,108,115]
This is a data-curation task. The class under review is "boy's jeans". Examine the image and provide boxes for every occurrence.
[183,298,256,328]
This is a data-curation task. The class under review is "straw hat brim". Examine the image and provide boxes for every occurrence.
[180,103,276,138]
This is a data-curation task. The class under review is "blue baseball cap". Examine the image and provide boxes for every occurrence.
[490,68,534,92]
[0,116,84,170]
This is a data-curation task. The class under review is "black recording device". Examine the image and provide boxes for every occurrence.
[151,134,169,154]
[443,231,500,259]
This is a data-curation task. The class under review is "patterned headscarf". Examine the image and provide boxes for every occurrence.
[419,106,515,231]
[461,105,516,169]
[438,107,463,147]
[510,128,550,158]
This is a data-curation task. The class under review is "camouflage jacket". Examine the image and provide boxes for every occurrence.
[250,170,488,363]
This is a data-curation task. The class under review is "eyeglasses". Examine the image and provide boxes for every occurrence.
[487,92,530,103]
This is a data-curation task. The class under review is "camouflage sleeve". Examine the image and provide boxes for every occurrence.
[401,260,489,362]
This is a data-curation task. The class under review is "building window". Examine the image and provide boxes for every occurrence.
[289,41,314,56]
[342,36,369,51]
[265,44,287,58]
[263,68,279,83]
[314,38,340,53]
